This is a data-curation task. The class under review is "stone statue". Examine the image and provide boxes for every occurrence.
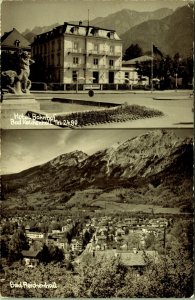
[2,51,35,95]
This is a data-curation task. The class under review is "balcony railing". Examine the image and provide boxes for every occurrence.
[86,64,121,70]
[107,51,121,57]
[66,63,85,69]
[109,65,121,70]
[87,64,107,69]
[67,48,85,54]
[66,48,122,57]
[87,49,107,56]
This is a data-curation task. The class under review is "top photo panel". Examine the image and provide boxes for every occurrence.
[1,0,194,129]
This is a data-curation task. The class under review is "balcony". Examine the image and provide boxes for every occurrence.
[108,65,121,70]
[87,49,107,56]
[66,63,85,69]
[67,48,85,54]
[87,63,107,70]
[107,51,121,57]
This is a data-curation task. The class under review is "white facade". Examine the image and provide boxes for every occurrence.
[26,232,44,239]
[31,22,122,84]
[118,67,139,85]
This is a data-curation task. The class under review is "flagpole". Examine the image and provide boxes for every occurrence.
[151,43,153,92]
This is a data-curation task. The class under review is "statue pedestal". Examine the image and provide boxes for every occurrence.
[1,94,41,129]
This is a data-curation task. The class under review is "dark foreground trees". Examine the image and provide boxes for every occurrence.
[1,247,193,298]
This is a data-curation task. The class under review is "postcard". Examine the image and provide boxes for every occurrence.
[0,0,193,129]
[0,0,194,298]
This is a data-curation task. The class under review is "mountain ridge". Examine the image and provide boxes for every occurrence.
[22,5,193,57]
[22,7,173,43]
[2,130,193,209]
[121,4,193,57]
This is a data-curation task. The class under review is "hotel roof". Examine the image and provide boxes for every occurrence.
[32,22,121,45]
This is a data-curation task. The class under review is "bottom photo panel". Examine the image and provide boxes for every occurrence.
[1,128,193,298]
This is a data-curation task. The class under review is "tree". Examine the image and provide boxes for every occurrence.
[79,257,128,297]
[8,229,29,262]
[38,244,51,264]
[48,245,64,262]
[1,263,78,298]
[1,236,9,258]
[38,244,64,264]
[123,44,143,61]
[116,249,193,298]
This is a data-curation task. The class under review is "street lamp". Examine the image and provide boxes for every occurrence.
[175,73,178,90]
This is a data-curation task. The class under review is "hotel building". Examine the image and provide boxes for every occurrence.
[31,22,123,86]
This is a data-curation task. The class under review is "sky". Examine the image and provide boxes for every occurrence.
[1,0,190,34]
[1,129,193,174]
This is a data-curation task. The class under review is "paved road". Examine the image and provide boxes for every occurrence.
[33,90,193,128]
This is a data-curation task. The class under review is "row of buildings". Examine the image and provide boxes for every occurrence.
[1,25,150,87]
[1,214,168,268]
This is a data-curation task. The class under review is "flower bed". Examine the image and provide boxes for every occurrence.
[55,104,164,128]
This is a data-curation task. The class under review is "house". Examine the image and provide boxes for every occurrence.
[119,66,139,86]
[1,28,31,53]
[26,232,44,240]
[61,224,72,232]
[115,250,158,269]
[123,55,153,66]
[122,55,154,86]
[51,229,61,234]
[71,238,83,252]
[21,250,41,267]
[55,239,68,250]
[31,22,122,85]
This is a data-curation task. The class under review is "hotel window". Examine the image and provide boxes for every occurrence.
[90,28,99,36]
[107,31,114,39]
[73,57,79,64]
[110,45,114,54]
[70,26,79,34]
[72,70,78,82]
[94,44,99,52]
[73,42,79,50]
[125,72,129,79]
[93,58,99,65]
[109,59,114,67]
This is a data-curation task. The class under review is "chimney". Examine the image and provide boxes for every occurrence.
[79,21,82,26]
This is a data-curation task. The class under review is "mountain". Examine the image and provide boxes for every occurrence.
[22,6,193,57]
[85,8,173,36]
[2,130,193,212]
[121,4,193,57]
[23,8,172,43]
[23,23,60,43]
